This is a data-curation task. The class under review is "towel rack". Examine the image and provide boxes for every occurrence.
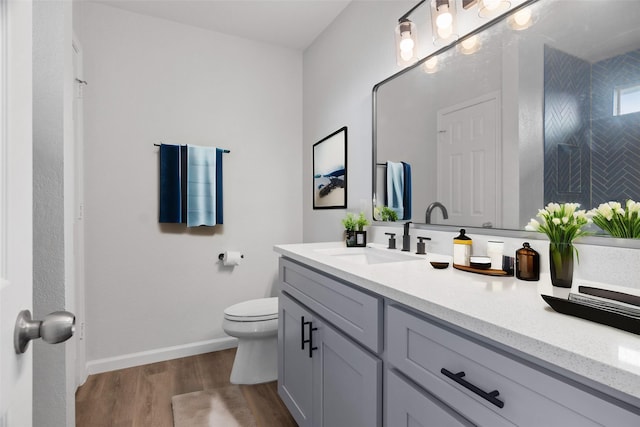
[154,143,230,153]
[376,163,387,167]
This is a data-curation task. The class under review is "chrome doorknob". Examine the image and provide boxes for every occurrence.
[14,310,75,354]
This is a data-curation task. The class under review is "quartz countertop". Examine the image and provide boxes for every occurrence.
[274,241,640,406]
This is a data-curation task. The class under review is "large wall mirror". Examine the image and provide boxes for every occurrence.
[373,0,640,239]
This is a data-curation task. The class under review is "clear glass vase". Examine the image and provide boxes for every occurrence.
[549,242,574,288]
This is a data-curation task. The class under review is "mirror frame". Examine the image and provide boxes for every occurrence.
[371,0,640,249]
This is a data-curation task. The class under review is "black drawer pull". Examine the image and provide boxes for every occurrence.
[301,317,318,358]
[301,316,307,350]
[307,321,318,358]
[441,368,504,409]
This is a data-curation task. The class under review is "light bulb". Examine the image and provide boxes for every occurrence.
[483,0,501,11]
[459,35,480,54]
[424,56,438,73]
[461,35,478,50]
[479,0,510,18]
[400,48,414,61]
[437,25,453,39]
[436,7,453,29]
[399,33,415,52]
[513,8,531,26]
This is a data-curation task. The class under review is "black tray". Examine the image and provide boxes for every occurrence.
[541,294,640,335]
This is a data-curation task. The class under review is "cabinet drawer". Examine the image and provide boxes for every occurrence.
[387,369,481,427]
[279,258,382,353]
[387,304,639,427]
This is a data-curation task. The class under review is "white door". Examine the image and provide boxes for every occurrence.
[437,93,501,228]
[1,0,34,425]
[73,35,87,388]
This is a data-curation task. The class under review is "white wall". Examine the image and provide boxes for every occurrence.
[303,1,412,242]
[76,3,302,372]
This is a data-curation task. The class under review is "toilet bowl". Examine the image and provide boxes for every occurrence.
[222,297,278,385]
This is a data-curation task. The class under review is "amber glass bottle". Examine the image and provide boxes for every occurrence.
[516,242,539,281]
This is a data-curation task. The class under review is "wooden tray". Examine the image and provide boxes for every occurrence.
[541,294,640,335]
[453,264,513,276]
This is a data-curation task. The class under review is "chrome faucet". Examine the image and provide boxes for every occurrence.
[402,221,412,252]
[425,202,449,224]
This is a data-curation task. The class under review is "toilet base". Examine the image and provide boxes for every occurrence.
[230,336,278,385]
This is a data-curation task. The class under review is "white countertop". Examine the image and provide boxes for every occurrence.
[274,241,640,405]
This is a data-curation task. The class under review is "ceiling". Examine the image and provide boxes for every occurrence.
[93,0,353,50]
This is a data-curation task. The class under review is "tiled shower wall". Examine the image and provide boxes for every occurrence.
[543,46,640,208]
[591,49,640,205]
[543,45,592,208]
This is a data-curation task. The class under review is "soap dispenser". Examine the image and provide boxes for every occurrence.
[453,229,472,266]
[516,242,540,281]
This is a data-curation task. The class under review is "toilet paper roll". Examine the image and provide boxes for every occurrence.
[222,251,243,267]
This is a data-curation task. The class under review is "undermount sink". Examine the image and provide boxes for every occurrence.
[315,246,422,265]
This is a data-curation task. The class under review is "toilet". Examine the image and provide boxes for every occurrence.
[222,297,279,385]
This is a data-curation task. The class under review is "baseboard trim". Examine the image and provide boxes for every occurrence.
[85,337,238,375]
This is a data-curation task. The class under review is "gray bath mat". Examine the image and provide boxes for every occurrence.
[171,385,257,427]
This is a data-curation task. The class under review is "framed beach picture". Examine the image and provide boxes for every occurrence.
[313,127,347,209]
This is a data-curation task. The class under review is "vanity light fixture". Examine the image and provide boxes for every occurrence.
[458,34,481,54]
[462,0,511,18]
[507,6,534,30]
[423,56,439,73]
[395,18,419,66]
[478,0,511,18]
[431,0,458,46]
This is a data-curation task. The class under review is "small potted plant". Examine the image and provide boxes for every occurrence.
[343,212,369,247]
[374,205,399,222]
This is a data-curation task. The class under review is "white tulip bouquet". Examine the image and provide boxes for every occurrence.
[588,200,640,239]
[526,202,591,245]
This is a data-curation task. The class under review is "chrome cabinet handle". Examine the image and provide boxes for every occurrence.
[441,368,504,408]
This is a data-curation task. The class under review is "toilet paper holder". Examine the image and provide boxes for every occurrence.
[218,253,244,261]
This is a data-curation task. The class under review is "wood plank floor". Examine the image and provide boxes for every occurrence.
[76,348,297,427]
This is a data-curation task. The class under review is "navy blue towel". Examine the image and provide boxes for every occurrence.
[402,162,412,220]
[215,148,224,224]
[159,144,183,223]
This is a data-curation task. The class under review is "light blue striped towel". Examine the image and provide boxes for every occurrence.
[187,145,218,227]
[387,161,404,219]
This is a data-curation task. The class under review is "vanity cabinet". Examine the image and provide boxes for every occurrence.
[278,259,382,427]
[387,304,640,427]
[277,255,640,427]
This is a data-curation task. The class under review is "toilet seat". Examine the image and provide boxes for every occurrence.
[224,297,278,322]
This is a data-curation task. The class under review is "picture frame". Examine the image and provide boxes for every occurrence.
[313,127,347,209]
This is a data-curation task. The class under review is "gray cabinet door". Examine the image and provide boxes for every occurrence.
[387,369,475,427]
[279,291,382,427]
[315,318,382,427]
[278,293,314,427]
